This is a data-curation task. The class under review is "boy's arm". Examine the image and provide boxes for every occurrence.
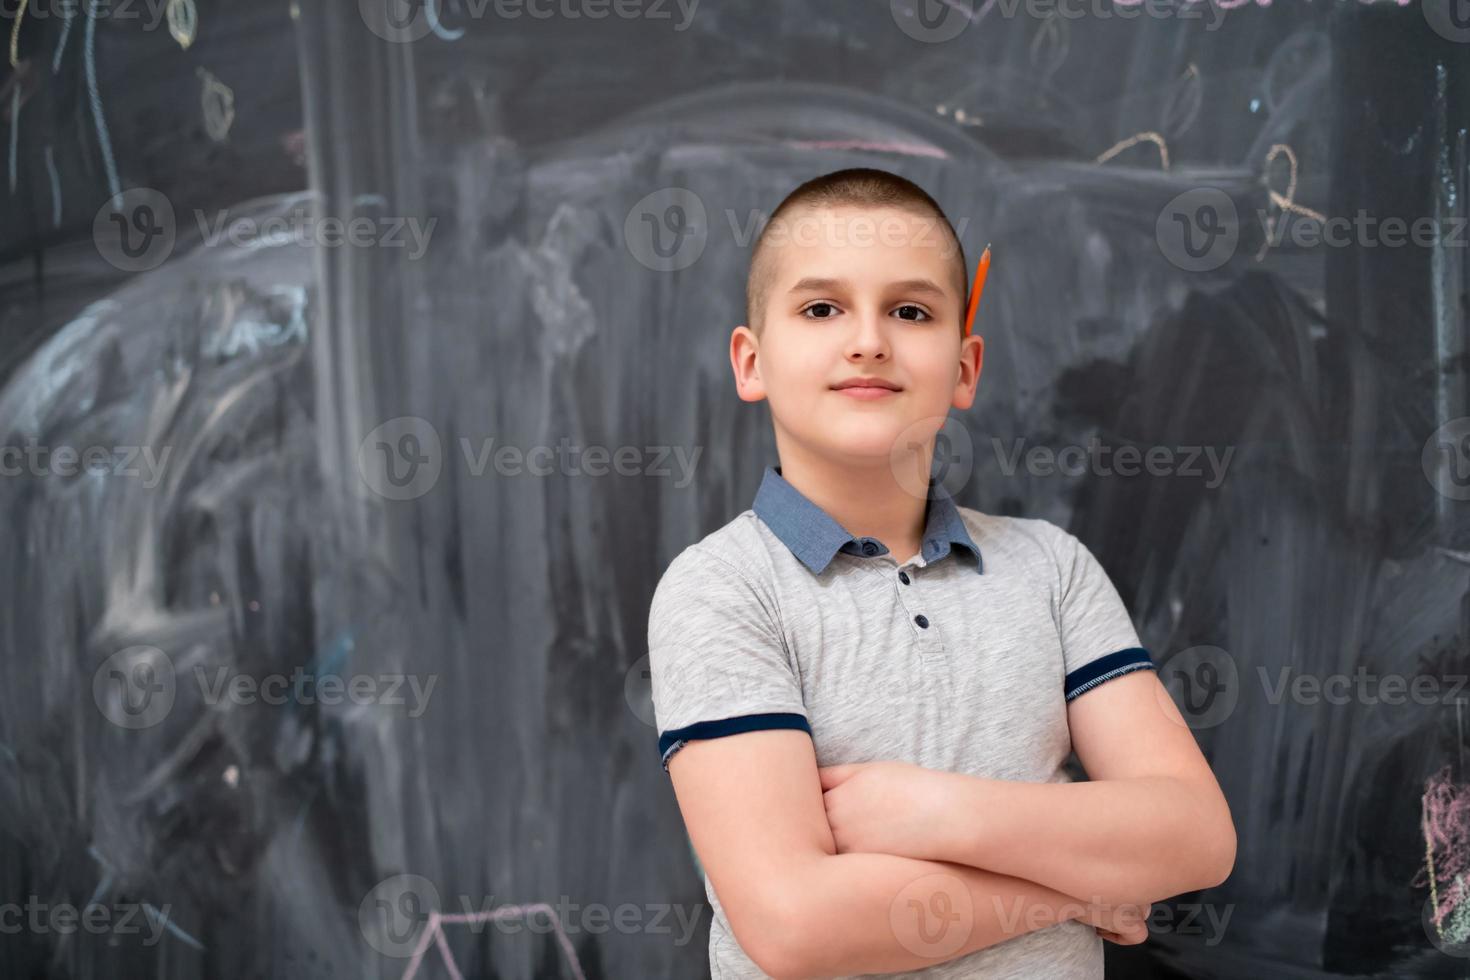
[668,727,1147,980]
[934,523,1235,906]
[834,670,1235,909]
[982,670,1236,905]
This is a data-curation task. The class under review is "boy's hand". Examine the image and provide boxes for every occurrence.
[1081,901,1152,945]
[820,762,1154,947]
[817,761,966,861]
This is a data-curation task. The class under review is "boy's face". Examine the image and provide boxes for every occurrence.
[731,204,984,480]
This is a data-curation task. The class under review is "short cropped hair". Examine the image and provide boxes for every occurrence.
[745,168,969,337]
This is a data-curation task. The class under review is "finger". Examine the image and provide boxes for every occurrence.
[818,764,859,789]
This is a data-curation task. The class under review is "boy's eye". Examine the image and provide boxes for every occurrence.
[799,303,933,321]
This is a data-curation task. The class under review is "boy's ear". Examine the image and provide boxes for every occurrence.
[731,324,767,403]
[951,334,984,411]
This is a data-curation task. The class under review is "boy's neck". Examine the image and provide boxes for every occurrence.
[773,444,932,565]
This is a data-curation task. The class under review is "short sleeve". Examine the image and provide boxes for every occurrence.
[1048,525,1154,702]
[646,545,810,773]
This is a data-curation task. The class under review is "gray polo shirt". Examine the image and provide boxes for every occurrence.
[647,464,1154,979]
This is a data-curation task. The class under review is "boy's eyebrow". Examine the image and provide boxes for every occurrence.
[787,276,949,298]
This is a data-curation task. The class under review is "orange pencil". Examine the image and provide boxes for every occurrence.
[963,244,991,337]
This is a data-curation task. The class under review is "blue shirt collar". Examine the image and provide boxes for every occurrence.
[752,464,984,576]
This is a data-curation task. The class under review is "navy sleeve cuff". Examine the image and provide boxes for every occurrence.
[658,712,812,772]
[1064,647,1154,702]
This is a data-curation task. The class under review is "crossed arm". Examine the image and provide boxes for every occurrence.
[665,670,1236,980]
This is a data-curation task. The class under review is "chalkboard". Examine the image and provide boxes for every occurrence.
[0,1,1467,978]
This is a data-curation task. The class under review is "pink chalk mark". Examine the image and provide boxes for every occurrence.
[400,903,587,980]
[1420,766,1470,926]
[785,140,949,160]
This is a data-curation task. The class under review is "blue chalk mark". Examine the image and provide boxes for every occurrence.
[285,631,354,717]
[427,0,464,41]
[8,87,18,196]
[84,0,120,199]
[53,4,75,73]
[44,144,60,227]
[315,632,354,675]
[89,847,207,951]
[84,870,113,907]
[290,788,318,852]
[145,904,205,951]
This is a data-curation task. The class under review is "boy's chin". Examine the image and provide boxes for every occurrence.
[813,427,918,462]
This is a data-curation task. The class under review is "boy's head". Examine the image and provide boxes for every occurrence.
[744,169,969,339]
[732,168,985,485]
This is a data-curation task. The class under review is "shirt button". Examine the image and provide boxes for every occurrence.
[914,614,929,629]
[898,571,910,585]
[861,541,879,556]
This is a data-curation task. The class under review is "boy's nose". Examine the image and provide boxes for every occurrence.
[844,313,891,359]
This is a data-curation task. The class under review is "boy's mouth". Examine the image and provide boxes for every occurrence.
[831,376,903,400]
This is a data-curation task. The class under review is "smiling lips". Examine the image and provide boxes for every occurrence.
[832,377,902,400]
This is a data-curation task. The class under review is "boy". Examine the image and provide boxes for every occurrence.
[645,168,1235,979]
